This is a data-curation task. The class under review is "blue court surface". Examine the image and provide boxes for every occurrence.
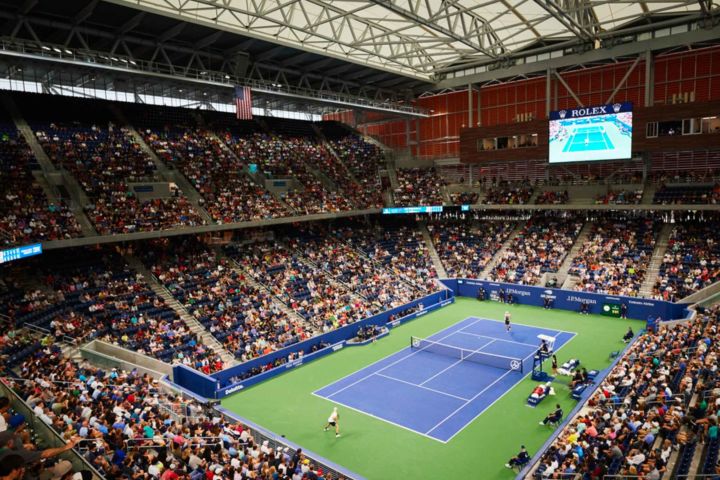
[564,126,614,152]
[313,317,575,442]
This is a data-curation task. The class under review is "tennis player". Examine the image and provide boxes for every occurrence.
[323,407,340,437]
[504,311,512,332]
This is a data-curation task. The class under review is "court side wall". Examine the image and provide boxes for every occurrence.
[172,289,453,399]
[440,278,688,321]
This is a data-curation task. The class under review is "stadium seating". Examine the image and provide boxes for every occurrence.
[653,183,720,204]
[535,190,569,205]
[140,127,289,223]
[428,219,516,278]
[5,249,223,373]
[570,215,660,296]
[531,306,720,479]
[595,189,643,205]
[0,123,81,245]
[394,168,446,206]
[653,220,720,301]
[145,238,315,365]
[489,214,584,285]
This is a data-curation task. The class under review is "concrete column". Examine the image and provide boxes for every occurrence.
[644,50,654,107]
[546,69,552,116]
[468,84,473,127]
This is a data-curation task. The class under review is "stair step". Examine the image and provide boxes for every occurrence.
[418,222,448,278]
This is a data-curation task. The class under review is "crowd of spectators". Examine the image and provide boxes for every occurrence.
[394,168,447,206]
[144,238,315,364]
[569,215,660,296]
[35,122,205,235]
[595,190,643,205]
[4,345,329,480]
[535,190,569,205]
[141,128,288,223]
[6,250,223,373]
[339,224,438,292]
[489,214,583,285]
[481,183,534,205]
[653,183,720,205]
[0,125,81,246]
[448,192,479,205]
[428,219,516,278]
[653,220,720,301]
[290,227,431,311]
[0,123,81,246]
[328,136,384,208]
[229,240,371,332]
[532,306,720,479]
[226,133,354,214]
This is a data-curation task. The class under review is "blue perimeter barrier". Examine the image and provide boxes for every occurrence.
[170,279,689,400]
[440,278,688,321]
[173,289,454,399]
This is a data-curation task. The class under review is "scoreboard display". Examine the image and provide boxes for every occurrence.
[0,243,43,264]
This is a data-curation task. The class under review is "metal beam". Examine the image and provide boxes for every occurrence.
[157,22,186,44]
[553,70,584,106]
[437,22,720,88]
[534,0,595,40]
[367,0,501,58]
[605,55,641,104]
[73,0,99,24]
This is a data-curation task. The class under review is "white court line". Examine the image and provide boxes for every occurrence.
[321,318,483,399]
[310,391,448,444]
[469,316,576,336]
[456,330,538,348]
[419,339,494,387]
[374,373,470,401]
[440,331,578,443]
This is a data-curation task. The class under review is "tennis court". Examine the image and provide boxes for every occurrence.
[563,125,614,152]
[314,317,575,442]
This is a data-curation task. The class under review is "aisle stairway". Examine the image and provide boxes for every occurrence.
[552,222,593,288]
[639,222,674,298]
[418,222,448,278]
[480,222,525,278]
[123,254,237,367]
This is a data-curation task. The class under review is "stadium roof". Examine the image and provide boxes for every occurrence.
[109,0,713,81]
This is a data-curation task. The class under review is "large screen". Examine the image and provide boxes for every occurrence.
[549,102,632,163]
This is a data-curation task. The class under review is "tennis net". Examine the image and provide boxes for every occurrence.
[410,336,524,373]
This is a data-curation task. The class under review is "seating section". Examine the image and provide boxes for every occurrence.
[395,168,446,206]
[653,183,720,204]
[145,239,314,364]
[595,189,643,205]
[532,307,720,479]
[30,104,205,234]
[535,190,569,205]
[0,123,81,245]
[140,127,288,223]
[6,250,223,373]
[489,214,583,285]
[448,192,479,205]
[482,183,534,205]
[339,224,438,292]
[226,133,354,214]
[3,344,315,478]
[653,221,720,301]
[428,219,516,278]
[228,241,372,330]
[328,136,385,208]
[570,216,660,296]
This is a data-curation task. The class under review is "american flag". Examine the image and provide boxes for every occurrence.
[235,86,253,120]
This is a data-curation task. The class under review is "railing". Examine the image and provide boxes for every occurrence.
[24,322,78,346]
[0,378,104,479]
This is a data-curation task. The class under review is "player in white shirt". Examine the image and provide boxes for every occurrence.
[323,407,340,437]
